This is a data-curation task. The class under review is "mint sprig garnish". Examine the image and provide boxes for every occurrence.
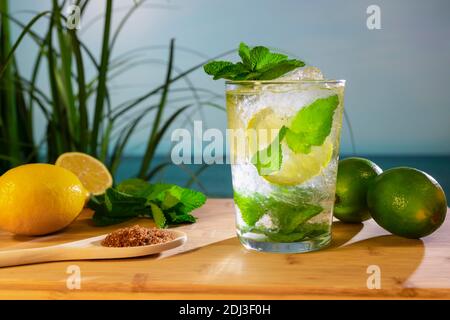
[204,42,305,81]
[88,179,207,228]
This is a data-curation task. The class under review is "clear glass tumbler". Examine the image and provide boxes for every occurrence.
[226,80,346,253]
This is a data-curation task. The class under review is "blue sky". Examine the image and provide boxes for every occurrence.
[9,0,450,156]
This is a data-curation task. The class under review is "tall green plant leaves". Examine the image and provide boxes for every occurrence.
[0,4,50,169]
[0,0,235,193]
[0,0,18,167]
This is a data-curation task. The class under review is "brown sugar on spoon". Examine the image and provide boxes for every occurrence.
[101,225,175,247]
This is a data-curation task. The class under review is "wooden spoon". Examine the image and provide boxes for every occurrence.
[0,229,187,268]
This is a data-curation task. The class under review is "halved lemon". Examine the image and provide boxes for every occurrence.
[246,108,333,186]
[55,152,113,195]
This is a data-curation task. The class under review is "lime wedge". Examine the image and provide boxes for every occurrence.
[264,139,333,186]
[245,107,334,186]
[246,107,287,156]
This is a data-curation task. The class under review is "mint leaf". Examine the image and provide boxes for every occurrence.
[243,222,328,242]
[89,191,143,226]
[286,94,339,154]
[162,192,180,210]
[212,62,247,80]
[153,184,183,209]
[249,46,270,69]
[174,188,207,214]
[263,231,308,243]
[116,178,152,198]
[149,202,167,228]
[272,204,323,234]
[259,59,304,80]
[104,188,147,217]
[285,130,312,154]
[203,61,233,76]
[87,194,106,212]
[233,192,266,227]
[251,126,287,176]
[239,42,251,68]
[250,46,288,71]
[167,211,196,224]
[203,42,304,81]
[263,222,328,242]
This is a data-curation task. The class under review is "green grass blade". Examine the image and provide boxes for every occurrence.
[46,8,68,157]
[70,30,88,151]
[109,0,145,52]
[109,104,158,174]
[139,103,193,178]
[0,12,46,47]
[27,40,45,138]
[90,0,113,156]
[109,118,141,176]
[13,59,37,163]
[185,164,209,188]
[138,39,174,177]
[177,164,208,193]
[53,0,77,141]
[146,161,173,180]
[15,75,53,106]
[0,10,50,78]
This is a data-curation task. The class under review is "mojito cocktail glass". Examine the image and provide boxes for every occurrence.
[226,79,345,253]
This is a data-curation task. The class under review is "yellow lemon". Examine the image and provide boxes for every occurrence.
[0,164,89,236]
[56,152,113,195]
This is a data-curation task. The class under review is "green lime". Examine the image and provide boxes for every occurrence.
[367,167,447,239]
[334,157,382,223]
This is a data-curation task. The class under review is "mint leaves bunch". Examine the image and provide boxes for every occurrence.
[234,191,327,242]
[204,42,305,81]
[87,179,206,228]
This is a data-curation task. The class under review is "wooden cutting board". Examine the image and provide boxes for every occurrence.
[0,199,448,299]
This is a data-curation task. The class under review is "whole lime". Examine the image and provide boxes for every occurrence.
[334,157,382,223]
[367,167,447,239]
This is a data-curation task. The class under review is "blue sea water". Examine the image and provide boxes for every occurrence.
[116,155,450,200]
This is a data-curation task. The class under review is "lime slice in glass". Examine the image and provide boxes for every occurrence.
[264,139,333,186]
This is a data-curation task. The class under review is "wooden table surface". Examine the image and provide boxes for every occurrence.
[0,199,449,300]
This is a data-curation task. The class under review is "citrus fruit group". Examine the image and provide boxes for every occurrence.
[334,157,382,223]
[367,167,447,239]
[0,164,89,236]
